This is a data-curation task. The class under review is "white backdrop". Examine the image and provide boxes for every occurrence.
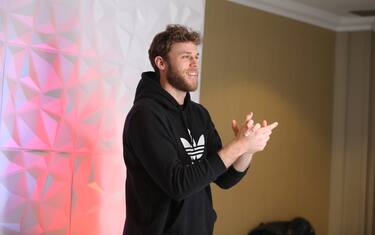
[0,0,206,234]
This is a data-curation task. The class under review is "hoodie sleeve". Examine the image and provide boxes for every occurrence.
[202,108,249,189]
[210,128,249,189]
[124,105,227,201]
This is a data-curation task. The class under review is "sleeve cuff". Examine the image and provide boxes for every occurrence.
[228,165,250,177]
[207,152,227,178]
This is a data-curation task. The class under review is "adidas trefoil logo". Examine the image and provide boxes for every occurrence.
[180,129,205,162]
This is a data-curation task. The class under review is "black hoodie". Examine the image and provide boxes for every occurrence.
[123,72,247,235]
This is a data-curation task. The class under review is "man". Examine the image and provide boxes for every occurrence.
[123,24,278,235]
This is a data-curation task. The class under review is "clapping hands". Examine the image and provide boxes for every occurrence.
[231,112,278,155]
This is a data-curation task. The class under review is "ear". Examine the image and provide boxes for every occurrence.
[155,56,167,72]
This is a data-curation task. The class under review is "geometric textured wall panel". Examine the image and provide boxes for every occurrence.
[0,150,72,234]
[0,0,206,234]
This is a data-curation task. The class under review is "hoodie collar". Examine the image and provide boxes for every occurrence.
[134,71,191,111]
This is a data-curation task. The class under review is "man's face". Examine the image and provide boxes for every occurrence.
[165,42,199,92]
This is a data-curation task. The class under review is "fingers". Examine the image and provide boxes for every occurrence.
[231,119,239,134]
[246,122,260,137]
[245,121,257,137]
[259,121,279,132]
[231,119,237,130]
[244,113,254,129]
[246,112,253,122]
[255,122,278,136]
[237,113,278,140]
[239,113,255,137]
[252,123,261,131]
[246,119,254,129]
[267,122,278,130]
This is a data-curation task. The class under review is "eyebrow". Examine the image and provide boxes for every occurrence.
[178,51,200,56]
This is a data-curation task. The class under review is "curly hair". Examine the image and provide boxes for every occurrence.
[148,24,201,73]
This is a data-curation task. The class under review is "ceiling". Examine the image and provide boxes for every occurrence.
[293,0,375,17]
[229,0,375,31]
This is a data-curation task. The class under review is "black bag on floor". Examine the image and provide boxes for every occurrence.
[248,217,315,235]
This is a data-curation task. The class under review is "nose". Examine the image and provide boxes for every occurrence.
[190,57,199,68]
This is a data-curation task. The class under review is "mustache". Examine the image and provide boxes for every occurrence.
[186,69,199,73]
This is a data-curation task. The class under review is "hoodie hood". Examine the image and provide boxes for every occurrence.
[134,71,191,111]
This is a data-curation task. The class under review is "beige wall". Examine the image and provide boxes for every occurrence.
[200,0,335,234]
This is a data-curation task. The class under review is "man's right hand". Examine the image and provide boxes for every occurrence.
[241,119,278,155]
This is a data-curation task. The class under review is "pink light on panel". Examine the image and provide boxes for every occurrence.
[0,0,126,234]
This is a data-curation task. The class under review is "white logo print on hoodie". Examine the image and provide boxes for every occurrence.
[180,129,205,162]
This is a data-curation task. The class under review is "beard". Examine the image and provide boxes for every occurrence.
[166,61,198,92]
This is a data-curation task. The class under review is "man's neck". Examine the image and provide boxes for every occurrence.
[160,78,186,105]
